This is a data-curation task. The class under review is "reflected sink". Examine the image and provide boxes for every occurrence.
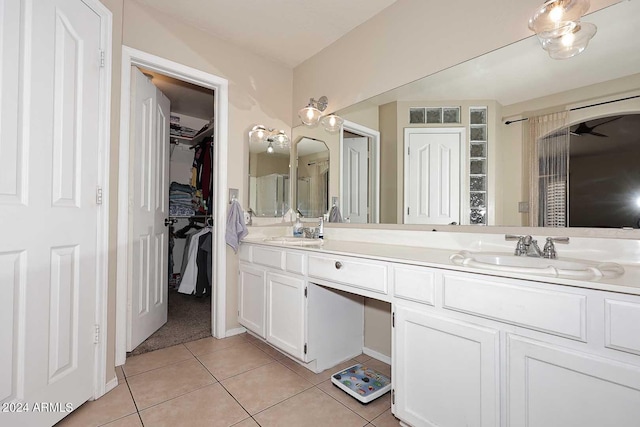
[263,236,324,246]
[450,250,624,278]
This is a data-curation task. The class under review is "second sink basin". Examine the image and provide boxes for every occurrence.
[450,250,624,278]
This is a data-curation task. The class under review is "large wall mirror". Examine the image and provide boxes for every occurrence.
[295,137,329,218]
[248,138,290,217]
[292,1,640,229]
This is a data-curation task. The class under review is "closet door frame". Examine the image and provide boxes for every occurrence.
[115,46,229,366]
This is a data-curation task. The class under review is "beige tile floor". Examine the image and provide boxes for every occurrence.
[56,333,401,427]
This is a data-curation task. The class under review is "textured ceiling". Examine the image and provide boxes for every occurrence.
[134,0,398,67]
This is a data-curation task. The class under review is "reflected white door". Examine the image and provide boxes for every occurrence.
[128,67,170,351]
[0,0,103,424]
[342,137,368,223]
[404,128,462,225]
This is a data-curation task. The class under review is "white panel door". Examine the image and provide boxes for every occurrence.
[0,0,103,424]
[266,272,306,360]
[342,137,368,223]
[404,128,462,224]
[238,264,266,338]
[393,306,499,427]
[508,335,640,427]
[128,67,170,351]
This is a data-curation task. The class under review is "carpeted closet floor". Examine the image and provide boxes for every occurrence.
[128,288,212,356]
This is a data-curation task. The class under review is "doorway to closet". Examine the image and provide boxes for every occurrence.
[129,66,215,356]
[115,47,229,367]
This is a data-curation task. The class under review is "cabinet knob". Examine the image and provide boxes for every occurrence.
[335,261,343,269]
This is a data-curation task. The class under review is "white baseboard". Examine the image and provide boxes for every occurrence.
[225,327,247,337]
[105,377,118,394]
[363,347,391,365]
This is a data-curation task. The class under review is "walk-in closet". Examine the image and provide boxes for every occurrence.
[128,67,216,356]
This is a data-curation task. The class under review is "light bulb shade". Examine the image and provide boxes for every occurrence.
[529,0,590,38]
[540,22,597,59]
[298,105,323,127]
[272,130,289,147]
[266,142,274,154]
[249,125,267,144]
[320,114,344,133]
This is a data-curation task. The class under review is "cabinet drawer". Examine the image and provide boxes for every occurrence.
[393,265,435,305]
[285,252,305,275]
[605,299,640,356]
[307,254,387,294]
[252,246,284,270]
[442,274,586,341]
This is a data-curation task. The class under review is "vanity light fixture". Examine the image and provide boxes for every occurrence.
[298,96,328,127]
[320,113,344,133]
[248,125,290,152]
[529,0,596,59]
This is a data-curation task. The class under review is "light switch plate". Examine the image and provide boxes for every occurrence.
[518,201,529,213]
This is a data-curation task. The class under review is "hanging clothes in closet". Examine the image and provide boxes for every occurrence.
[177,225,211,297]
[190,136,214,216]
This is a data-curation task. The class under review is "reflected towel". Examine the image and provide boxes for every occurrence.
[226,200,248,253]
[329,205,343,223]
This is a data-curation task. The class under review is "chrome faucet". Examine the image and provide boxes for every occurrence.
[505,235,543,257]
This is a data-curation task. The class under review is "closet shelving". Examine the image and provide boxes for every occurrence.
[170,118,214,146]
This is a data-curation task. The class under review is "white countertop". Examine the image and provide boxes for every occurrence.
[241,236,640,296]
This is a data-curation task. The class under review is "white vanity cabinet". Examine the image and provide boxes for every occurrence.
[265,271,306,360]
[238,264,266,338]
[507,335,640,427]
[393,306,499,427]
[238,243,364,372]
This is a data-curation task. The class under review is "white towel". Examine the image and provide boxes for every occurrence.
[226,200,248,253]
[329,205,343,223]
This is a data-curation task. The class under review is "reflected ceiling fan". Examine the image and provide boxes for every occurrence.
[570,116,622,137]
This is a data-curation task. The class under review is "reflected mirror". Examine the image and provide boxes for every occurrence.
[293,1,640,228]
[248,137,290,217]
[295,137,329,218]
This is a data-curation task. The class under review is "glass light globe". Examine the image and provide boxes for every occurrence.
[541,22,597,59]
[266,142,274,154]
[272,130,289,148]
[529,0,590,38]
[320,114,344,133]
[249,125,267,144]
[298,105,322,127]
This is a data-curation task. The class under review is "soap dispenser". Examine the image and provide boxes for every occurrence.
[293,213,303,237]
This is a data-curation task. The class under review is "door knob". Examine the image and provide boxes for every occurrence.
[335,261,343,269]
[164,218,177,226]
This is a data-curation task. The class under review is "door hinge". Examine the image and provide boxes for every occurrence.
[100,50,105,67]
[392,312,395,328]
[96,186,103,205]
[304,343,307,354]
[304,287,307,298]
[392,389,395,405]
[407,207,410,215]
[94,324,100,344]
[407,146,410,155]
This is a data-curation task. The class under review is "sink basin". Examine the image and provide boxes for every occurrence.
[263,236,324,246]
[450,250,624,278]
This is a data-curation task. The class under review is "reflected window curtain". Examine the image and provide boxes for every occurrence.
[527,112,569,227]
[309,160,330,217]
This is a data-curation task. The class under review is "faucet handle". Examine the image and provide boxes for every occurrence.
[543,236,569,259]
[505,234,525,241]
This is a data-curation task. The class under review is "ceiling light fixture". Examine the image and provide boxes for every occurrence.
[248,125,290,153]
[529,0,596,59]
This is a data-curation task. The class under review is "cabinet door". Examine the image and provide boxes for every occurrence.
[508,335,640,427]
[266,272,306,360]
[238,264,266,338]
[394,306,499,427]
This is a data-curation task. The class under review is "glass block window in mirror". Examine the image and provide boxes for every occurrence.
[469,107,488,225]
[443,107,461,123]
[409,107,426,124]
[426,108,442,123]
